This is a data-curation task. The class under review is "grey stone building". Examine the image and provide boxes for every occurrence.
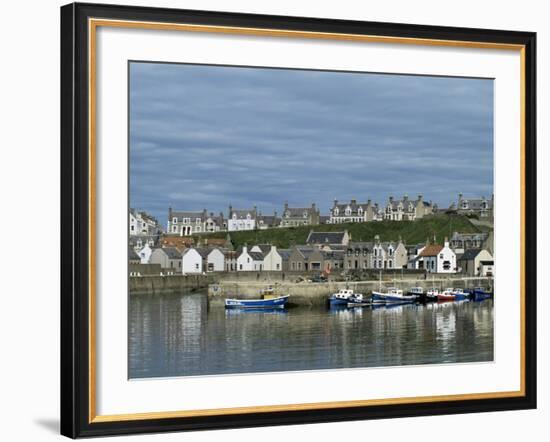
[450,231,490,254]
[168,208,208,236]
[256,211,281,230]
[329,199,376,224]
[149,247,182,273]
[455,193,494,219]
[280,202,320,227]
[306,230,350,247]
[383,195,433,221]
[457,248,493,276]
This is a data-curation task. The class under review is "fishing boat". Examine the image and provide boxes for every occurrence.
[472,287,492,301]
[437,288,456,301]
[451,288,469,300]
[407,287,424,299]
[328,288,364,307]
[425,288,439,302]
[371,287,416,304]
[225,294,289,309]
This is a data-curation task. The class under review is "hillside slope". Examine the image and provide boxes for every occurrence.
[192,214,486,249]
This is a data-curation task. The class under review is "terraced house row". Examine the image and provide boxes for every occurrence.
[129,229,495,277]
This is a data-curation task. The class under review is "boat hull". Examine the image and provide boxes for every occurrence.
[328,296,350,306]
[225,295,289,309]
[372,292,416,304]
[437,294,455,301]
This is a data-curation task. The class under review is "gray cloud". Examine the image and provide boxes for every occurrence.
[130,62,493,225]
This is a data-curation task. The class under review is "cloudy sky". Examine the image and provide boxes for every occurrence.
[130,62,493,224]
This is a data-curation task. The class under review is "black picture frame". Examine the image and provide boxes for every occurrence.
[61,2,537,438]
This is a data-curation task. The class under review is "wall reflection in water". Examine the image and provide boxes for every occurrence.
[129,292,493,379]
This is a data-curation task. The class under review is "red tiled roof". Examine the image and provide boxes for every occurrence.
[419,244,443,257]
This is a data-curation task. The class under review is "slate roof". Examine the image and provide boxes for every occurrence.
[128,247,140,261]
[230,209,256,219]
[171,210,207,222]
[450,232,489,242]
[249,252,265,261]
[458,198,493,210]
[306,231,347,244]
[419,245,444,257]
[459,248,483,261]
[257,215,280,226]
[331,200,370,215]
[278,249,292,260]
[283,206,317,217]
[161,247,181,259]
[129,235,159,248]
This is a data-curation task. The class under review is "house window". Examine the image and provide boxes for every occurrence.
[172,226,177,232]
[298,262,302,270]
[172,217,177,223]
[239,264,243,270]
[130,225,134,231]
[439,254,444,259]
[388,260,393,268]
[443,261,451,270]
[291,262,296,270]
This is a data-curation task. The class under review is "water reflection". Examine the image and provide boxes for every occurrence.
[129,292,493,378]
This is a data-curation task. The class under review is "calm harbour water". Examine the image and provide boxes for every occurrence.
[129,291,493,379]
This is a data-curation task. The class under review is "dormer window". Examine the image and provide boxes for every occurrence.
[196,218,201,224]
[303,211,308,218]
[334,208,339,216]
[345,207,351,216]
[246,214,251,220]
[358,208,363,215]
[172,217,177,224]
[461,201,468,209]
[232,214,237,220]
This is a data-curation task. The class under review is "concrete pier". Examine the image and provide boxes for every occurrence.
[208,276,493,307]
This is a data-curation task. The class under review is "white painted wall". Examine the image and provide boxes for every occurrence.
[237,246,255,271]
[182,248,203,274]
[138,244,152,264]
[206,248,225,272]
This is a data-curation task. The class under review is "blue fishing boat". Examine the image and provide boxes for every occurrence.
[225,294,289,309]
[372,287,416,304]
[472,287,492,301]
[451,288,469,300]
[328,289,364,307]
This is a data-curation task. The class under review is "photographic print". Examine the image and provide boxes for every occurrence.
[128,61,495,379]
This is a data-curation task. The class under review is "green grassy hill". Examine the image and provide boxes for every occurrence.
[192,214,488,249]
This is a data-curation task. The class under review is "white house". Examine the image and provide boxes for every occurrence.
[137,243,153,264]
[417,239,457,273]
[227,206,257,232]
[251,244,282,271]
[237,246,264,271]
[205,248,225,272]
[181,248,203,274]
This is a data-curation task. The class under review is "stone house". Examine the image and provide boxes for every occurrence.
[383,195,433,221]
[228,206,257,232]
[129,263,162,277]
[224,250,237,272]
[288,246,325,272]
[417,239,457,273]
[306,230,350,247]
[329,199,375,224]
[450,232,490,254]
[204,248,225,272]
[456,193,494,219]
[129,209,162,236]
[167,208,209,236]
[256,211,281,230]
[181,248,203,274]
[150,247,182,273]
[236,246,264,271]
[480,260,495,277]
[280,202,320,227]
[129,234,158,252]
[457,248,493,276]
[250,244,282,271]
